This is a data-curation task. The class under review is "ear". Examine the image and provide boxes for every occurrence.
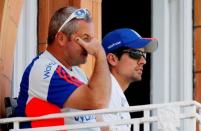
[55,32,66,46]
[107,53,119,67]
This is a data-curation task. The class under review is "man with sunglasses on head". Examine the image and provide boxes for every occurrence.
[101,28,158,131]
[16,6,111,130]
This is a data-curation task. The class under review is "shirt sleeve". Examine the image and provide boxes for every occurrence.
[47,65,84,107]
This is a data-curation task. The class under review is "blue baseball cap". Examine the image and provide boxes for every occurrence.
[102,28,158,54]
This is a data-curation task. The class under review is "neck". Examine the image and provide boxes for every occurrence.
[47,46,72,70]
[111,71,130,92]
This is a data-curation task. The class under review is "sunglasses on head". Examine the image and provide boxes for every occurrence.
[122,49,146,60]
[58,8,90,32]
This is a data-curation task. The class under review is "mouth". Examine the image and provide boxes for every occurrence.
[137,68,143,75]
[138,70,143,75]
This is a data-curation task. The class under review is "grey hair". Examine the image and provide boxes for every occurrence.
[47,6,92,44]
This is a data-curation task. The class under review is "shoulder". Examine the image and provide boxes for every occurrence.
[28,52,59,80]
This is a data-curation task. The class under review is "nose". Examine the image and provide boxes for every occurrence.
[138,56,146,65]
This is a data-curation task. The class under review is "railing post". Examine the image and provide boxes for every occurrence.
[184,105,196,131]
[13,121,20,130]
[144,110,150,131]
[192,105,197,131]
[133,120,140,131]
[199,108,201,131]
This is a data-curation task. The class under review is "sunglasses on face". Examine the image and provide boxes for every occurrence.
[58,8,90,32]
[122,49,146,60]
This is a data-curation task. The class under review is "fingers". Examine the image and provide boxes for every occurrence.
[75,36,104,57]
[75,37,95,55]
[75,37,87,48]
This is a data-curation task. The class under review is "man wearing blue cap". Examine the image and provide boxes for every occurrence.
[102,28,158,130]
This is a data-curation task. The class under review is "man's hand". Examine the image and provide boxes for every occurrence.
[75,37,104,57]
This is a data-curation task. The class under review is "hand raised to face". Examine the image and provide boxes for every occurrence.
[75,37,104,57]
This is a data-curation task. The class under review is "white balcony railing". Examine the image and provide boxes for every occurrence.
[0,101,201,131]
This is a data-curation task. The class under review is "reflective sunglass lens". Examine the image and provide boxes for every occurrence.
[129,52,142,59]
[75,9,89,18]
[124,50,146,60]
[75,9,86,17]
